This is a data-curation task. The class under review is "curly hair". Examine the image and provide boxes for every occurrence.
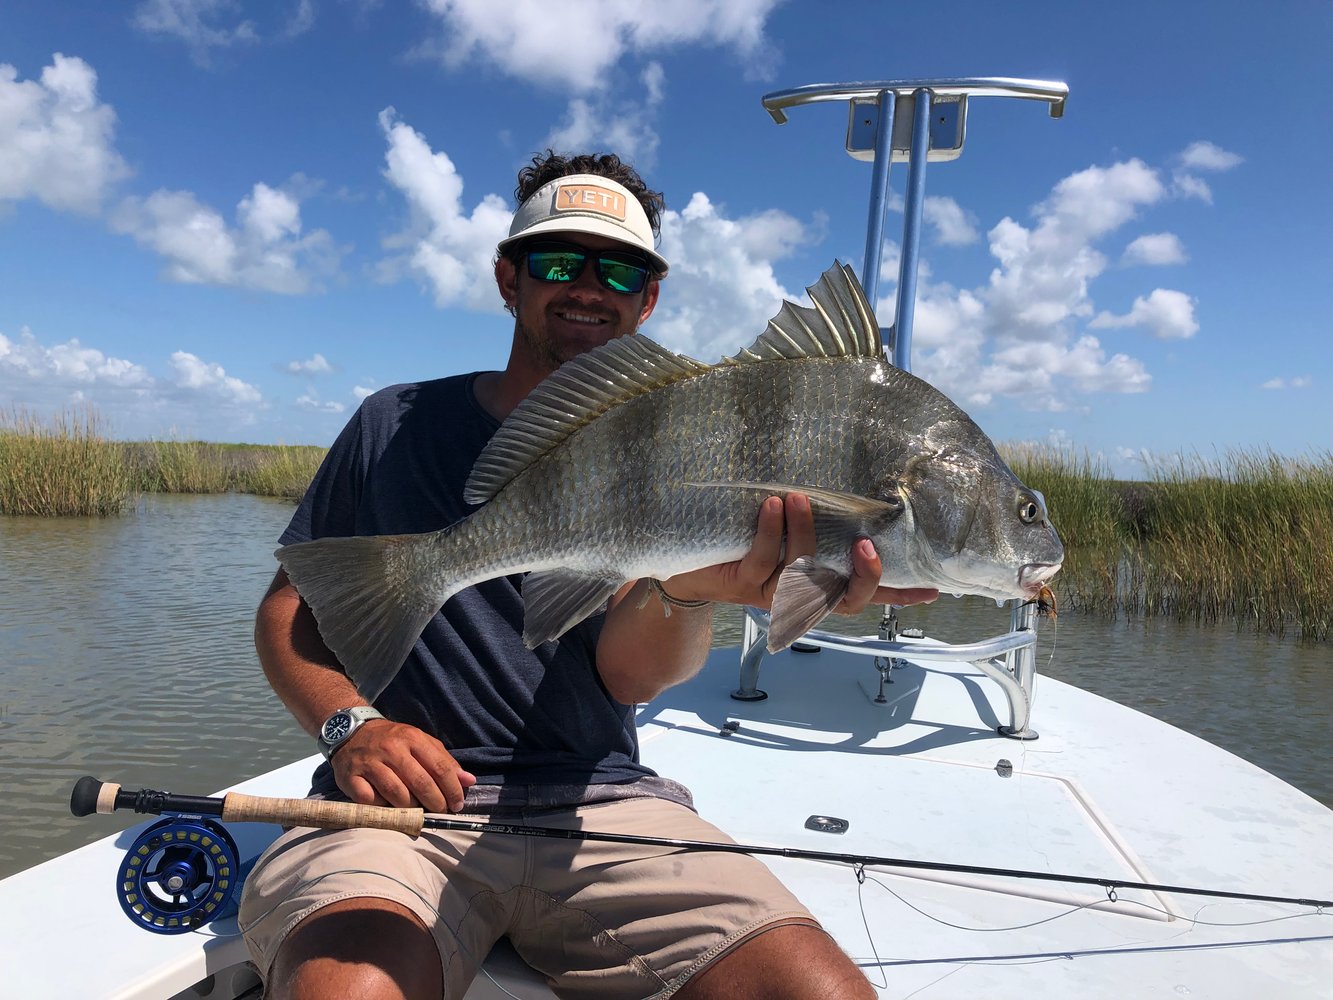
[514,150,665,238]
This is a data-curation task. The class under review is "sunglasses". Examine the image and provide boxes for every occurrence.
[523,241,652,294]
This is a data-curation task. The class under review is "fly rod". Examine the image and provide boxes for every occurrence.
[72,776,1333,911]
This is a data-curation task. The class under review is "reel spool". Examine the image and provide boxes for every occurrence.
[116,817,241,934]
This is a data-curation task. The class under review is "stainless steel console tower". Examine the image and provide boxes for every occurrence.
[734,78,1069,740]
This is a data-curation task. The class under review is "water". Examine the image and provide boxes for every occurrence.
[0,494,309,879]
[2,495,1330,880]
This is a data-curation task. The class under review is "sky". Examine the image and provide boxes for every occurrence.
[2,1,1330,475]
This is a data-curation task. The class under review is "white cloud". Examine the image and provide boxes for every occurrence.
[352,384,376,400]
[544,98,661,166]
[1090,288,1199,339]
[0,327,152,388]
[1172,140,1241,204]
[982,159,1166,342]
[1172,173,1214,203]
[923,196,979,246]
[1122,232,1187,266]
[132,0,314,64]
[648,192,813,359]
[110,181,341,293]
[875,157,1215,407]
[284,353,333,375]
[1179,141,1243,172]
[133,0,258,60]
[295,391,346,413]
[542,61,668,165]
[416,0,781,92]
[1261,375,1312,390]
[641,61,666,105]
[168,351,263,405]
[377,108,513,310]
[0,54,130,214]
[0,327,265,437]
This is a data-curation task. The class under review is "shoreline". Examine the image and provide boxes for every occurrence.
[3,413,1329,643]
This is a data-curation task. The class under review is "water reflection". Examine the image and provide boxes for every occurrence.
[0,494,310,878]
[1,495,1329,880]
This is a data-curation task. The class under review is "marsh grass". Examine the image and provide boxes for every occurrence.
[133,439,233,494]
[4,410,1328,641]
[228,444,327,500]
[0,407,137,516]
[1008,445,1333,642]
[0,410,325,513]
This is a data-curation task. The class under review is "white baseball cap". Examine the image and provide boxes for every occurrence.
[497,173,669,276]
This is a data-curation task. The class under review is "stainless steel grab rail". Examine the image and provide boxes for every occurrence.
[761,78,1068,124]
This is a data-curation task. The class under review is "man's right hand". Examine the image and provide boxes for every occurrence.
[331,719,477,813]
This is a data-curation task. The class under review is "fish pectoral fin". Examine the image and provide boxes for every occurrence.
[766,557,849,652]
[521,571,625,649]
[684,481,903,521]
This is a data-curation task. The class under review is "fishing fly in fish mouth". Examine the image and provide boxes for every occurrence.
[278,254,1064,703]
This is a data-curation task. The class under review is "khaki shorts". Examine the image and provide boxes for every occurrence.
[239,796,817,999]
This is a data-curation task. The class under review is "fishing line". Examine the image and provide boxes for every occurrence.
[853,865,890,991]
[858,869,1104,934]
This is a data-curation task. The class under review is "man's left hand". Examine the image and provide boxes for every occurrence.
[659,493,938,614]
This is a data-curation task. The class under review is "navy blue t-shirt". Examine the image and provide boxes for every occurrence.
[282,373,655,797]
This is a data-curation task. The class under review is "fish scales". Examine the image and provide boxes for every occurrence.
[277,262,1063,700]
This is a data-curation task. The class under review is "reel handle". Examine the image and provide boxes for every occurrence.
[221,792,424,836]
[72,776,425,836]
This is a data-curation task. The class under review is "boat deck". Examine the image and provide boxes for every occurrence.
[640,640,1333,997]
[3,639,1331,998]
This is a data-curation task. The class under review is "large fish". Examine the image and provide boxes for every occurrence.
[278,262,1063,700]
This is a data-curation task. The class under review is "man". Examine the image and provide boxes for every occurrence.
[240,150,937,999]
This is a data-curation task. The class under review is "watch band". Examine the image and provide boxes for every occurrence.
[317,705,385,759]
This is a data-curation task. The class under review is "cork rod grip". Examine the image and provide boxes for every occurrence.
[221,792,425,836]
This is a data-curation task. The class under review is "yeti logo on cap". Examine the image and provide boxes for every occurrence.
[553,183,627,221]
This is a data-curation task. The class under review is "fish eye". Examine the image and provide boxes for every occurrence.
[1017,496,1041,524]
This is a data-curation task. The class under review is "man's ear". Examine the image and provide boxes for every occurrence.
[638,278,661,326]
[495,256,518,311]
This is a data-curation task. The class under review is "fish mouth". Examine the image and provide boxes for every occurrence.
[1018,562,1062,595]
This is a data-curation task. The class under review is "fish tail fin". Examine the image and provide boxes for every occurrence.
[276,529,455,701]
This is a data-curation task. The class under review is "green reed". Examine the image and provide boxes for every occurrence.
[0,410,326,513]
[228,444,326,501]
[0,407,138,516]
[132,439,233,494]
[1007,445,1332,642]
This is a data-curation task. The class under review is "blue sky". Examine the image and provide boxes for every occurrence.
[2,1,1329,475]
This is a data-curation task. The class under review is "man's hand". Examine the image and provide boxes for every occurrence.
[331,719,477,814]
[659,493,938,615]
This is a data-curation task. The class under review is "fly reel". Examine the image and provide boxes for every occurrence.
[116,817,241,934]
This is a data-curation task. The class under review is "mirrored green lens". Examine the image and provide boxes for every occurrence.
[598,259,647,293]
[525,243,649,293]
[527,251,585,283]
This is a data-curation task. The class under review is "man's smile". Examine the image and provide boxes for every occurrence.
[556,309,611,326]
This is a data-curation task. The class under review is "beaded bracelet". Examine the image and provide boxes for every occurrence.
[647,577,713,617]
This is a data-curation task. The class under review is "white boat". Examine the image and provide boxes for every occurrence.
[6,632,1333,998]
[3,78,1330,999]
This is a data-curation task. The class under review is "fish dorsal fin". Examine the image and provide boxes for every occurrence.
[465,335,709,504]
[725,261,882,364]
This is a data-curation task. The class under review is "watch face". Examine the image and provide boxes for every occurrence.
[322,711,354,743]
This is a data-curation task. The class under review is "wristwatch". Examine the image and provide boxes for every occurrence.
[317,706,384,759]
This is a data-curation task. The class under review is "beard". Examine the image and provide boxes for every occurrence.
[513,312,640,373]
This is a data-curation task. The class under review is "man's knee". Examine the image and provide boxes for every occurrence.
[268,898,443,1000]
[681,920,875,1000]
